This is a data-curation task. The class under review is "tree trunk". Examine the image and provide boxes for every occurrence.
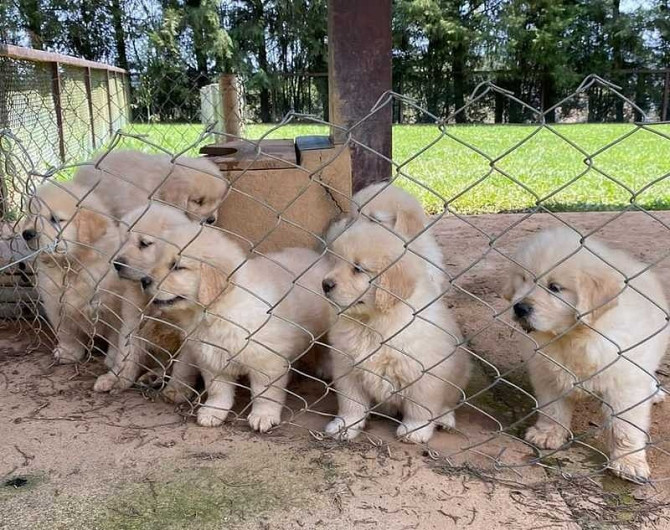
[110,0,129,71]
[612,0,624,122]
[542,71,556,123]
[494,79,505,123]
[452,40,466,123]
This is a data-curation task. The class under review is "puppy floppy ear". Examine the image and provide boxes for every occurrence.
[75,208,109,246]
[158,174,190,213]
[500,273,516,302]
[374,259,417,312]
[392,208,426,239]
[577,266,622,323]
[197,262,228,307]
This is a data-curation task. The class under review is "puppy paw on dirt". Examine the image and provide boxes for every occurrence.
[525,424,570,450]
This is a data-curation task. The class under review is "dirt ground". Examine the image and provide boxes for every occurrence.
[2,211,670,529]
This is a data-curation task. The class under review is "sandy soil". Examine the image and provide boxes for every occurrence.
[1,211,669,529]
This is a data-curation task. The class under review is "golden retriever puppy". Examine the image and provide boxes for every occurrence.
[322,212,470,443]
[327,182,447,293]
[93,203,196,394]
[20,181,122,363]
[141,225,333,432]
[503,227,668,482]
[73,150,228,223]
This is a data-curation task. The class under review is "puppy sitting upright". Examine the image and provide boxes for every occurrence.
[322,212,470,444]
[142,224,334,432]
[93,203,197,394]
[21,181,122,364]
[504,227,668,483]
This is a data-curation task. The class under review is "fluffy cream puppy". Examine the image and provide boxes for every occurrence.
[21,181,122,363]
[322,212,470,444]
[73,150,229,223]
[327,182,447,293]
[503,227,668,482]
[93,203,197,394]
[142,225,334,432]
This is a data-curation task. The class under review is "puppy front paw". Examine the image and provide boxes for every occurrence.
[652,389,666,405]
[397,421,435,444]
[197,406,228,427]
[609,453,651,484]
[93,372,118,393]
[162,384,192,404]
[325,417,363,441]
[248,412,281,433]
[525,424,570,450]
[53,345,85,364]
[435,410,456,431]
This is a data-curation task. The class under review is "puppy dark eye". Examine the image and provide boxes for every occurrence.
[50,215,62,225]
[548,282,562,293]
[353,263,367,274]
[139,240,153,249]
[192,197,204,206]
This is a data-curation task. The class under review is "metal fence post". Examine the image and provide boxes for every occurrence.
[50,62,66,162]
[328,0,392,192]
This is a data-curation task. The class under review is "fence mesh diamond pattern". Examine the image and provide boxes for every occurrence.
[1,65,669,502]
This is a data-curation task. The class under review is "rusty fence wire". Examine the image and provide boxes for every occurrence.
[0,74,669,494]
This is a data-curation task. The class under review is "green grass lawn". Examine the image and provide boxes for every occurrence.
[113,122,670,214]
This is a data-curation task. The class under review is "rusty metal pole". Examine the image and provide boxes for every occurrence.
[328,0,392,192]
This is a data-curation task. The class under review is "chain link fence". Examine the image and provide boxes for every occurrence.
[0,69,669,502]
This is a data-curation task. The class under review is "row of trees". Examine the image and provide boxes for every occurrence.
[2,1,669,123]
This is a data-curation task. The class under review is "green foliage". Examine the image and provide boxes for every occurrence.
[115,122,670,214]
[2,1,669,122]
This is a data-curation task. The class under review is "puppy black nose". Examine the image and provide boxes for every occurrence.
[22,229,37,241]
[113,257,127,272]
[140,276,153,290]
[322,278,335,295]
[513,302,532,319]
[206,215,216,225]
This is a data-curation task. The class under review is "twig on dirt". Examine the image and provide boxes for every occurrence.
[438,509,460,524]
[13,444,34,467]
[144,477,158,514]
[467,507,477,526]
[29,402,48,417]
[0,370,9,390]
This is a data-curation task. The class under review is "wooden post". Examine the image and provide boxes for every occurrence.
[84,67,96,148]
[328,0,392,192]
[219,74,242,140]
[105,69,114,135]
[50,62,66,162]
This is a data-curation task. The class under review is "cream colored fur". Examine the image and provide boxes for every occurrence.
[73,150,228,223]
[22,181,123,364]
[144,225,334,432]
[503,227,669,482]
[93,204,196,394]
[327,182,447,293]
[322,214,470,444]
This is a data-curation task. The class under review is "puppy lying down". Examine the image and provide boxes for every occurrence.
[322,211,471,444]
[73,150,228,224]
[142,224,334,432]
[504,227,668,482]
